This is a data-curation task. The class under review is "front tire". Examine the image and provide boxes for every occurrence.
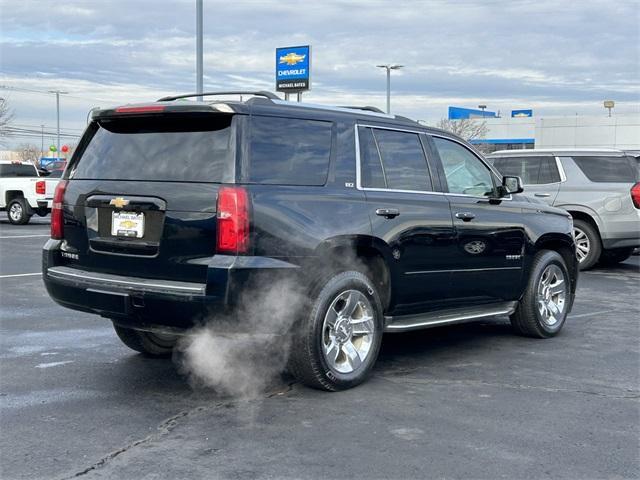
[7,198,31,225]
[510,250,571,338]
[287,271,384,391]
[113,324,176,357]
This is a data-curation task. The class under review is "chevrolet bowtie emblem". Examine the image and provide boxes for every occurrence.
[279,52,306,65]
[109,197,129,209]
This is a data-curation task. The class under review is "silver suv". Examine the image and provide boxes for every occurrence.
[488,149,640,270]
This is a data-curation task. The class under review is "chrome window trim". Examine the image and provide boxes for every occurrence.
[555,156,568,182]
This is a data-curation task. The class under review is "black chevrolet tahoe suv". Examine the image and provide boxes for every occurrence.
[43,91,578,391]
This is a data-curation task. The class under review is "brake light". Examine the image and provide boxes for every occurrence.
[632,182,640,209]
[114,105,166,114]
[216,187,250,254]
[51,180,68,239]
[35,180,46,195]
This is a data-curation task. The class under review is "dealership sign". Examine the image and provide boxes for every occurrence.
[275,45,311,92]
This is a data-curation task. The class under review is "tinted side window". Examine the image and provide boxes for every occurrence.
[433,137,494,196]
[492,156,560,184]
[0,164,38,177]
[538,157,561,183]
[247,116,331,186]
[571,156,636,183]
[371,129,432,191]
[358,127,385,188]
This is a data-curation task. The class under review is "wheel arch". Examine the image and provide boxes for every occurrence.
[312,235,395,312]
[558,205,602,235]
[5,190,25,205]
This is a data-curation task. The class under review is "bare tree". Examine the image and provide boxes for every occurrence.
[17,143,41,165]
[0,97,15,146]
[436,118,488,142]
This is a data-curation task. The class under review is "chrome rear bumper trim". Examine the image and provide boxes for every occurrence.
[46,266,206,296]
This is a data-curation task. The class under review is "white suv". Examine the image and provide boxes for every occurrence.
[488,149,640,269]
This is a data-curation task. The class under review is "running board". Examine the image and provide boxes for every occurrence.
[384,301,518,332]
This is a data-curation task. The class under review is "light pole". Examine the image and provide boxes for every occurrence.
[376,64,403,114]
[48,90,68,160]
[196,0,203,101]
[41,125,44,157]
[478,104,487,118]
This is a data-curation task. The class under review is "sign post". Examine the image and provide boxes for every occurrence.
[275,45,311,101]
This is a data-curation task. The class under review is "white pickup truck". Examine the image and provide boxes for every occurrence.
[0,161,61,224]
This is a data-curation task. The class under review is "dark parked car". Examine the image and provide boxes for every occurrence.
[43,91,578,391]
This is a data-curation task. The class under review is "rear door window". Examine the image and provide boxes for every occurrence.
[70,115,235,182]
[571,156,636,182]
[245,116,331,185]
[363,128,432,191]
[0,164,37,177]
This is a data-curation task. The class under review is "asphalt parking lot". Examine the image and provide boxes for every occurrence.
[1,218,638,480]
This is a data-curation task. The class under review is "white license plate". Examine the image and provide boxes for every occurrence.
[111,211,145,238]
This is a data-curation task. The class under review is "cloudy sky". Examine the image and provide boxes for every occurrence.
[1,0,639,148]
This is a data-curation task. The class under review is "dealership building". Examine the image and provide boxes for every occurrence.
[447,106,640,153]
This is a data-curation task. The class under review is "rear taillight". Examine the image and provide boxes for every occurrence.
[216,186,250,254]
[51,180,68,239]
[631,182,640,209]
[35,180,45,195]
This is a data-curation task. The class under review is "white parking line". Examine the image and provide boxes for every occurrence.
[0,272,42,278]
[0,235,50,239]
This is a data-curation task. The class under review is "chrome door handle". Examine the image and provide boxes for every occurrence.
[534,193,551,197]
[455,212,476,222]
[375,208,400,219]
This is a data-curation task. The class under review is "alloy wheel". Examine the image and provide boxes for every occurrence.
[9,203,23,222]
[321,289,376,374]
[536,264,567,327]
[573,226,590,263]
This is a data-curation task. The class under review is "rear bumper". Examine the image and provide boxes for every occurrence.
[42,240,300,333]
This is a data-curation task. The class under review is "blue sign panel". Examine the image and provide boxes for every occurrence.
[448,106,496,119]
[511,109,533,118]
[275,45,311,92]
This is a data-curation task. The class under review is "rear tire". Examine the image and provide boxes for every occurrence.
[573,219,601,270]
[7,198,31,225]
[599,247,634,266]
[113,324,176,357]
[510,250,571,338]
[287,271,384,391]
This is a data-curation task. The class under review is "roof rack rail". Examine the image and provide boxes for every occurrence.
[157,91,280,102]
[339,105,386,114]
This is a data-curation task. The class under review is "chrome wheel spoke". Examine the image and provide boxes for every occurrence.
[325,339,340,363]
[350,315,374,335]
[342,341,362,370]
[342,291,360,318]
[325,307,339,329]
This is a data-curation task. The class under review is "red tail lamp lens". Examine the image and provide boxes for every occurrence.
[51,180,68,239]
[216,187,250,254]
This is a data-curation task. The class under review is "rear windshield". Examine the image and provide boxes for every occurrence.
[571,155,636,183]
[70,115,235,182]
[0,164,37,177]
[244,116,331,186]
